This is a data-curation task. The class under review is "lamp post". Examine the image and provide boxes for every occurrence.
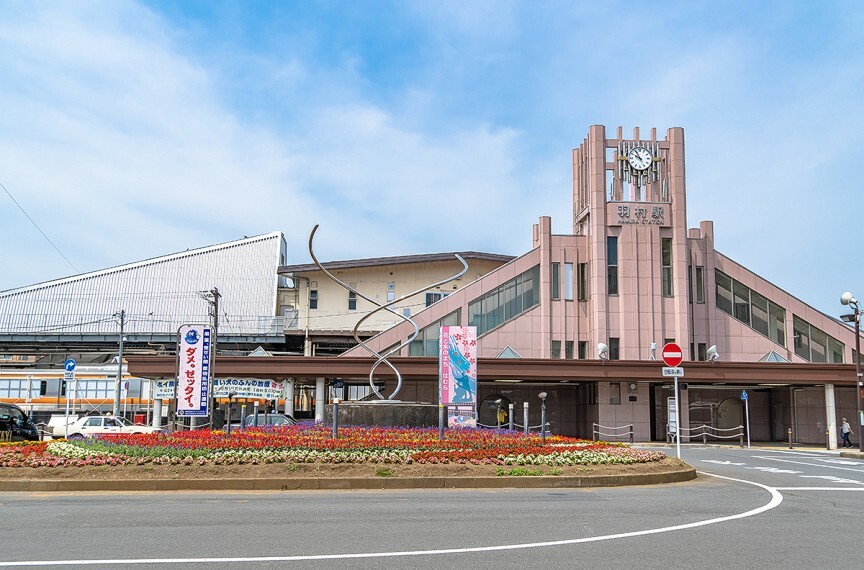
[840,291,864,452]
[538,392,547,445]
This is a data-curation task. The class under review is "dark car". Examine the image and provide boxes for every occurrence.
[0,403,41,442]
[225,413,297,432]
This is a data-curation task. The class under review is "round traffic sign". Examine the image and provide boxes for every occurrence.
[64,359,76,372]
[661,343,683,367]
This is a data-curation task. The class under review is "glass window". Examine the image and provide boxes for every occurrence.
[607,237,618,295]
[577,263,588,301]
[769,302,786,347]
[309,290,318,310]
[551,263,560,300]
[426,292,448,306]
[386,291,396,302]
[715,271,733,315]
[809,327,828,363]
[732,279,750,325]
[793,316,811,361]
[827,337,845,363]
[348,290,357,311]
[697,343,707,361]
[609,337,620,360]
[565,341,574,359]
[563,263,574,300]
[661,238,673,297]
[551,340,561,359]
[750,291,769,337]
[695,267,705,303]
[578,341,587,359]
[502,280,519,321]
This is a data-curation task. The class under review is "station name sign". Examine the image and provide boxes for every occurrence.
[608,203,669,227]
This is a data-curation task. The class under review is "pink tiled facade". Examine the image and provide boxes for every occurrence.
[348,125,859,445]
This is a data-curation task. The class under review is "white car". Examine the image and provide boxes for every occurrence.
[53,415,163,439]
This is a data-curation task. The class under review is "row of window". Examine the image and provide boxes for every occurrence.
[468,266,541,336]
[606,236,674,297]
[715,270,786,347]
[550,263,588,301]
[792,315,844,363]
[311,286,448,312]
[408,311,461,357]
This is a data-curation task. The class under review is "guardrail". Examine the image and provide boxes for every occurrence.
[667,424,745,446]
[592,423,634,444]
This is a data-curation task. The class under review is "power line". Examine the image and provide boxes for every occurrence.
[0,179,79,273]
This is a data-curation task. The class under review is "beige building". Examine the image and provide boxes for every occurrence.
[277,252,513,356]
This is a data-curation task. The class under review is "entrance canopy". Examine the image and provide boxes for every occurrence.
[126,355,855,386]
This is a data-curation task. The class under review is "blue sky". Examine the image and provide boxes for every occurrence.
[1,0,862,317]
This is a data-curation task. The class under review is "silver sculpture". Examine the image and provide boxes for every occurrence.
[308,224,468,400]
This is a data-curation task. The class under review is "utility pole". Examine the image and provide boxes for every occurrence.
[205,288,221,428]
[112,309,126,417]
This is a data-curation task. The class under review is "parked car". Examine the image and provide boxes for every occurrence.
[225,413,297,432]
[52,415,163,440]
[0,403,41,442]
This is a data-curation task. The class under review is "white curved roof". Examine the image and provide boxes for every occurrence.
[0,232,285,336]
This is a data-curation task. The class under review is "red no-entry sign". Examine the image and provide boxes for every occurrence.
[661,343,684,367]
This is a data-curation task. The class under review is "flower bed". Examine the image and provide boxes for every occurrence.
[0,426,666,468]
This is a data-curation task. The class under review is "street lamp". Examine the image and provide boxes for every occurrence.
[840,291,864,452]
[538,392,548,444]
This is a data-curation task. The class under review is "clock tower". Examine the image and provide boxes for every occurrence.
[572,126,690,360]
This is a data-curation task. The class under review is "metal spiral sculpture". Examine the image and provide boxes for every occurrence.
[309,225,468,400]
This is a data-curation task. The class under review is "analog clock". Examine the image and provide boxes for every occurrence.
[627,146,652,171]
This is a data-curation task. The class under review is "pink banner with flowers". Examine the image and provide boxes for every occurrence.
[439,326,477,427]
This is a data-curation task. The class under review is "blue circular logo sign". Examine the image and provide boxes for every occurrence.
[184,329,200,345]
[64,359,76,371]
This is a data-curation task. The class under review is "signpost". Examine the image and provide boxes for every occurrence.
[662,343,684,459]
[741,390,751,448]
[63,359,76,438]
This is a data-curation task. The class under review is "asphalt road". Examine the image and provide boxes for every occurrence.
[1,446,862,569]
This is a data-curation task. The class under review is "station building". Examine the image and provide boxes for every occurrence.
[343,125,861,447]
[2,124,860,447]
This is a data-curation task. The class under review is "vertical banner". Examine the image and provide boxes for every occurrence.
[176,324,212,417]
[439,326,478,427]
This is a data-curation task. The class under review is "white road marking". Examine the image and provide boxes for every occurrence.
[799,475,864,485]
[750,455,864,474]
[775,487,864,491]
[745,466,802,474]
[701,460,746,466]
[0,473,782,567]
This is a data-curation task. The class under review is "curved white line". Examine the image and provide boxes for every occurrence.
[0,472,782,567]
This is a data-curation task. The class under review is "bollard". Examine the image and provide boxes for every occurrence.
[438,403,445,440]
[508,403,514,431]
[240,403,247,430]
[703,431,707,445]
[332,398,339,438]
[523,402,529,435]
[826,429,830,450]
[629,425,634,444]
[226,400,233,436]
[788,427,793,449]
[253,402,259,426]
[739,431,743,447]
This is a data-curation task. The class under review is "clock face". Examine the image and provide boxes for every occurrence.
[627,146,652,170]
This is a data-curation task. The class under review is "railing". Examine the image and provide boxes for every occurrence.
[593,423,634,444]
[667,424,745,446]
[477,421,552,435]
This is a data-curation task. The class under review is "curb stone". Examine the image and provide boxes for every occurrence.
[0,466,696,492]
